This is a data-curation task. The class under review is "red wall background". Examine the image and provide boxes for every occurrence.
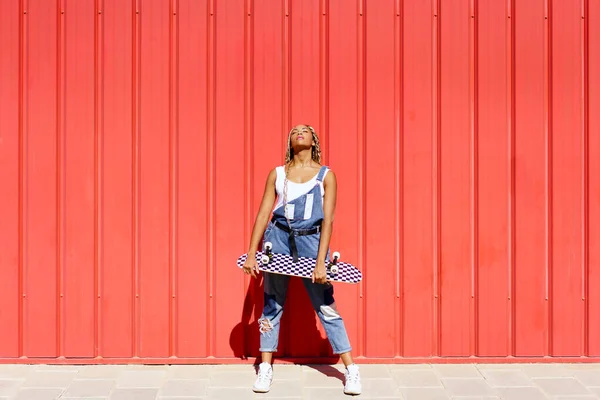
[1,0,599,363]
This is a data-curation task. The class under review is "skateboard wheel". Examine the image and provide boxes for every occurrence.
[261,254,270,265]
[264,242,273,251]
[330,265,339,274]
[332,251,340,261]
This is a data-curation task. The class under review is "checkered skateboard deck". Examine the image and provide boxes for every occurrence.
[236,242,362,284]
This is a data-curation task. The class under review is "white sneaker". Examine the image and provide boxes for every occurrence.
[344,363,362,395]
[253,362,273,393]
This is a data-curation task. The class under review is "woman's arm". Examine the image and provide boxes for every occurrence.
[313,170,337,283]
[243,168,277,278]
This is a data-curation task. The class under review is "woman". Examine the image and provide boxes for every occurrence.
[242,124,361,395]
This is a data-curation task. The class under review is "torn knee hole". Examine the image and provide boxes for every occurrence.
[258,317,273,333]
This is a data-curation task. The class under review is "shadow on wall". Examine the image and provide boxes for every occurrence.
[229,272,341,363]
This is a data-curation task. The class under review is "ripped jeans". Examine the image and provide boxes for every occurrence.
[258,271,352,354]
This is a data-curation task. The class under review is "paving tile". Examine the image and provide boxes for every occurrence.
[303,364,346,377]
[302,370,345,388]
[347,365,392,379]
[399,387,450,400]
[268,365,303,380]
[21,371,78,388]
[34,365,81,372]
[534,377,592,396]
[440,378,495,397]
[109,388,158,400]
[392,369,443,387]
[0,379,23,396]
[125,365,169,371]
[61,379,114,397]
[359,378,402,397]
[494,387,550,400]
[166,365,214,379]
[76,365,126,379]
[588,388,600,397]
[478,369,535,387]
[158,379,208,397]
[210,371,258,388]
[433,365,482,378]
[565,364,600,370]
[211,364,258,373]
[259,379,303,397]
[390,364,432,370]
[551,396,600,400]
[115,370,167,388]
[205,387,256,400]
[571,370,600,386]
[13,388,64,400]
[476,364,525,370]
[523,364,573,378]
[303,387,357,400]
[0,365,34,379]
[450,397,501,400]
[158,398,204,400]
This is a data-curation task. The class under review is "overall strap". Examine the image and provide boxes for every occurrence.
[315,166,328,182]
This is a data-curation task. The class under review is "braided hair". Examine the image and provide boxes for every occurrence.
[284,125,322,164]
[282,125,322,228]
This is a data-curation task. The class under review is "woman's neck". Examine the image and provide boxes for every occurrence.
[290,150,313,167]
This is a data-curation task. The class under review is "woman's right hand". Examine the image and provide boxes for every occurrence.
[243,253,259,278]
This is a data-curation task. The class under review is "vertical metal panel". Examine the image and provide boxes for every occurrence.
[25,0,59,357]
[401,0,435,357]
[439,0,472,357]
[476,0,511,357]
[0,0,599,363]
[176,0,209,359]
[63,0,96,357]
[513,0,548,357]
[588,0,600,357]
[101,0,134,358]
[0,0,21,359]
[550,0,585,356]
[328,0,361,358]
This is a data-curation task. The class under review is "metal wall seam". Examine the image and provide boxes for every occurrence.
[507,0,516,357]
[132,0,141,358]
[207,0,216,358]
[242,0,254,354]
[432,0,441,357]
[94,0,104,358]
[18,0,27,358]
[469,0,479,357]
[582,0,589,357]
[56,0,65,358]
[543,0,553,356]
[168,0,179,358]
[357,0,366,358]
[394,0,404,357]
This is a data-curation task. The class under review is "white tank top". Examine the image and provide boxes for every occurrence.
[273,166,328,211]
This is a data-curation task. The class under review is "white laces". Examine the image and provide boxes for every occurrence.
[257,366,272,383]
[345,368,359,383]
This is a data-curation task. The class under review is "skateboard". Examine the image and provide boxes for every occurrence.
[236,242,362,284]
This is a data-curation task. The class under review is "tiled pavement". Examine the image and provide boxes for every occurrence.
[0,363,599,399]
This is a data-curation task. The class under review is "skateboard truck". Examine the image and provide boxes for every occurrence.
[329,251,341,274]
[261,242,273,265]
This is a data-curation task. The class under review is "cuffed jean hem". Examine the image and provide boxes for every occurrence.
[332,346,352,355]
[259,348,277,352]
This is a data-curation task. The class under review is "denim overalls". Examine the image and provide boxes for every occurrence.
[258,165,352,355]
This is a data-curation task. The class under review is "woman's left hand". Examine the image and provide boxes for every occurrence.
[312,261,328,284]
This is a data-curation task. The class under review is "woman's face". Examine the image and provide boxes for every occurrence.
[290,125,313,148]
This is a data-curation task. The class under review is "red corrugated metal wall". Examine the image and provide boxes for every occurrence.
[0,0,599,363]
